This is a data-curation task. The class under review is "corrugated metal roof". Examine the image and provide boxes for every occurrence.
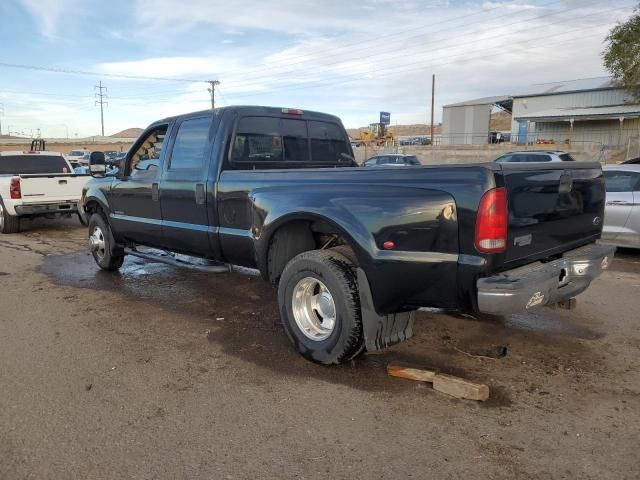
[443,95,512,108]
[514,76,615,98]
[514,103,640,121]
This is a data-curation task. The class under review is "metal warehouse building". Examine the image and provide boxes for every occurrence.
[511,77,640,147]
[442,76,640,149]
[441,96,513,145]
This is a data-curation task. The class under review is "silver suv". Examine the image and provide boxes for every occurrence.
[494,151,576,163]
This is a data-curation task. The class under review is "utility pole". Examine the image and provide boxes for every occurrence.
[94,81,108,136]
[207,80,220,109]
[430,74,435,146]
[0,103,4,136]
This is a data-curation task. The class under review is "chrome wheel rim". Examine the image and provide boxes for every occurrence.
[292,277,336,341]
[89,226,106,261]
[0,204,4,230]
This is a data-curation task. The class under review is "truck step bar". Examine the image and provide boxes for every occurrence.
[124,247,231,273]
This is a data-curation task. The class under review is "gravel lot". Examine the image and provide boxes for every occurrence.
[1,218,639,479]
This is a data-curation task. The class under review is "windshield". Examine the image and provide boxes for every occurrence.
[69,150,85,156]
[0,155,70,174]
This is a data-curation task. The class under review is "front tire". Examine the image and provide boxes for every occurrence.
[0,203,20,234]
[88,213,124,271]
[278,249,364,365]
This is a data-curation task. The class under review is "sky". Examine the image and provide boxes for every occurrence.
[0,0,636,137]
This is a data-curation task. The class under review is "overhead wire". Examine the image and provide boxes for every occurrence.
[222,1,632,89]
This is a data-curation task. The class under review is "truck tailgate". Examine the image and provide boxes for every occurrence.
[501,162,605,264]
[18,175,88,204]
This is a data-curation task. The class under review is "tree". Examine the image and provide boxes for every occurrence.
[603,5,640,102]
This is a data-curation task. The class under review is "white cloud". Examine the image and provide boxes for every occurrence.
[18,0,81,37]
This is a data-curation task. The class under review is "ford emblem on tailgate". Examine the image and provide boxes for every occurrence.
[592,216,602,226]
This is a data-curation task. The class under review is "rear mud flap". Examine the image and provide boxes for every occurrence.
[357,268,415,351]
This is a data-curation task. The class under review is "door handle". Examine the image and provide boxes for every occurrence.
[607,201,631,206]
[195,184,205,205]
[152,182,159,202]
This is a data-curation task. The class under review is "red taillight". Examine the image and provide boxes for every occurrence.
[475,187,507,253]
[10,177,21,199]
[383,241,395,250]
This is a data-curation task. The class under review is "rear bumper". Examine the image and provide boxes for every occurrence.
[476,243,615,316]
[15,202,78,216]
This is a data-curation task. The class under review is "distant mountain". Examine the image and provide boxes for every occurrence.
[111,128,144,138]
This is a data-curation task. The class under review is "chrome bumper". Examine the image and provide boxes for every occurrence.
[476,243,615,316]
[15,202,78,216]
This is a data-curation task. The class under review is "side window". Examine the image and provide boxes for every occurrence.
[604,171,640,193]
[364,157,378,166]
[128,125,168,178]
[495,155,511,163]
[308,121,349,163]
[559,153,576,161]
[169,117,211,170]
[232,117,282,163]
[530,154,552,162]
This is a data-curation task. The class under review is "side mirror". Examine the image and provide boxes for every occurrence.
[89,151,106,177]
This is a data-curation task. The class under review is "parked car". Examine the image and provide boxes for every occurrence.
[362,154,421,166]
[103,150,118,162]
[81,106,614,365]
[621,157,640,165]
[494,151,576,163]
[0,150,88,233]
[76,151,92,167]
[66,148,88,167]
[602,164,640,248]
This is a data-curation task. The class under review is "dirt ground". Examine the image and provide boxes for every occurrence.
[1,218,639,479]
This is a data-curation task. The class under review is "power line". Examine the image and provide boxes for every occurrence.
[95,81,108,136]
[0,0,594,90]
[0,12,620,110]
[223,0,630,89]
[0,61,207,83]
[213,0,568,79]
[219,4,630,94]
[218,23,616,100]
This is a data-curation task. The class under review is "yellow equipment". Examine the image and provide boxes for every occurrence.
[357,123,394,147]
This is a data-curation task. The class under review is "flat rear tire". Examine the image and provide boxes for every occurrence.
[278,249,364,365]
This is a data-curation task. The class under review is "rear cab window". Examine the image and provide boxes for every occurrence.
[0,155,70,174]
[230,115,353,169]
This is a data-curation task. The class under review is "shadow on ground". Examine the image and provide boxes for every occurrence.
[39,251,614,405]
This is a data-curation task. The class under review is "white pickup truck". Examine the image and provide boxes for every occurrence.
[0,150,89,233]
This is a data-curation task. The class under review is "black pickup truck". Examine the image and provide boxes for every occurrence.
[81,106,614,364]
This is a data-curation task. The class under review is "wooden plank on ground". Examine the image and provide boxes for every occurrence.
[433,373,490,402]
[387,364,436,383]
[387,363,490,402]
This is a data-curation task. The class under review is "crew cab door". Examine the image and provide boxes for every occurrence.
[159,115,213,256]
[603,169,640,244]
[109,123,170,247]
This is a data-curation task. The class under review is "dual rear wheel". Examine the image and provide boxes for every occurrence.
[278,249,365,365]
